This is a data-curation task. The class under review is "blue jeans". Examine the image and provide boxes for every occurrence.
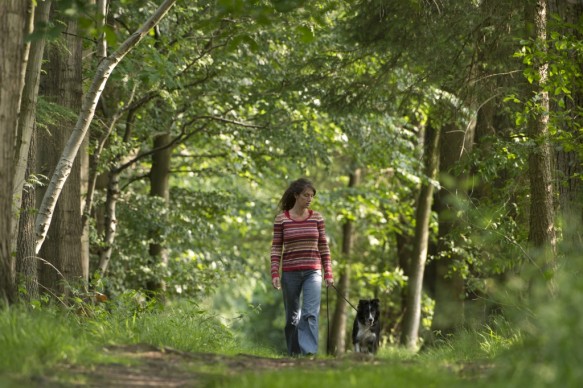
[281,270,322,356]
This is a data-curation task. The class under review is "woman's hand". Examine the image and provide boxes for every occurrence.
[325,278,334,288]
[272,277,281,290]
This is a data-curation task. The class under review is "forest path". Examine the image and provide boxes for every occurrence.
[44,344,384,387]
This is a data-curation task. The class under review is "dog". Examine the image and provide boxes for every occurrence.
[352,298,381,354]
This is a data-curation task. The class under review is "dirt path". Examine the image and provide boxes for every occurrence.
[41,344,383,387]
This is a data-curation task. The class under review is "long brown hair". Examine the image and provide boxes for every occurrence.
[278,178,316,211]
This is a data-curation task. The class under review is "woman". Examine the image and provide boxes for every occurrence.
[270,178,334,356]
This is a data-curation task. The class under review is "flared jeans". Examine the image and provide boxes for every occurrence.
[281,269,322,356]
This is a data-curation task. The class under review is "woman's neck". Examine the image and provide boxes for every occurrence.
[289,207,308,218]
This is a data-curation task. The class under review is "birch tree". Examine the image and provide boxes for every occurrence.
[34,0,177,254]
[12,0,51,246]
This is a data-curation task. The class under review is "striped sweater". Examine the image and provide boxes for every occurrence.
[270,210,333,281]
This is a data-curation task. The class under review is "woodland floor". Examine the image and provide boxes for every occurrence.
[25,344,372,387]
[24,344,490,387]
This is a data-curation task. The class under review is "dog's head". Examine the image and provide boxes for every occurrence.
[357,298,380,326]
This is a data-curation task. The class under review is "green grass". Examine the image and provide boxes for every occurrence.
[212,357,462,388]
[0,306,94,376]
[0,294,540,387]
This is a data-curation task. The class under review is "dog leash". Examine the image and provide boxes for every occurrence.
[330,284,358,312]
[326,284,358,355]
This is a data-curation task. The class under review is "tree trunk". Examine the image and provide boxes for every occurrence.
[431,88,477,333]
[16,131,39,301]
[0,0,32,305]
[401,123,441,350]
[80,0,110,281]
[37,9,85,296]
[549,0,583,245]
[527,0,557,264]
[328,169,360,355]
[34,0,177,254]
[146,133,172,296]
[97,169,120,274]
[12,0,51,251]
[431,107,476,334]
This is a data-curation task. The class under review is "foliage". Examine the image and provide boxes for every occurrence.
[490,244,583,387]
[512,15,583,156]
[12,1,583,381]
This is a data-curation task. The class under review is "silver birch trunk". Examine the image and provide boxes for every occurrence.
[34,0,177,254]
[12,0,51,259]
[97,169,120,273]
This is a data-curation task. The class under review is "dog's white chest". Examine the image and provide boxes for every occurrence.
[356,321,377,343]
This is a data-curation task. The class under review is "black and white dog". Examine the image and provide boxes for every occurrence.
[352,298,381,354]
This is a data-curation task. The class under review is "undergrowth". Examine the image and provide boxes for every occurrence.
[0,280,583,388]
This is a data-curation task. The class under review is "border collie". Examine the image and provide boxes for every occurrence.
[352,298,381,354]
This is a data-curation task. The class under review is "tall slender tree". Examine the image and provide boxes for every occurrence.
[526,0,557,265]
[549,0,583,244]
[147,132,172,295]
[13,3,52,300]
[0,0,33,305]
[401,122,441,350]
[328,168,360,355]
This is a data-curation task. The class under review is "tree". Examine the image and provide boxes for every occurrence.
[0,0,33,305]
[548,1,583,245]
[401,121,440,350]
[328,168,360,355]
[525,0,557,266]
[37,2,85,295]
[12,1,51,248]
[146,132,172,295]
[15,0,53,301]
[34,0,177,255]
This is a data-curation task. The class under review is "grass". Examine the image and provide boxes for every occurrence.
[0,293,548,387]
[212,360,463,388]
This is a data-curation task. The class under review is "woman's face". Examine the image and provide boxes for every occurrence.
[295,188,315,209]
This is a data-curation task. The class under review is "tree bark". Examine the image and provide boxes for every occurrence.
[38,9,85,295]
[12,0,51,252]
[328,169,360,355]
[16,131,39,301]
[549,0,583,245]
[80,0,110,280]
[0,0,32,305]
[401,123,441,350]
[35,0,177,254]
[430,119,474,335]
[146,133,172,296]
[97,169,120,274]
[527,0,557,263]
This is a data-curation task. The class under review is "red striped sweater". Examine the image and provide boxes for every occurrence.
[270,210,333,281]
